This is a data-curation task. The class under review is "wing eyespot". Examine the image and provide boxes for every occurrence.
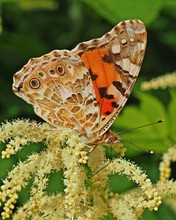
[57,65,65,75]
[49,69,55,75]
[68,65,72,69]
[29,78,40,89]
[38,72,45,77]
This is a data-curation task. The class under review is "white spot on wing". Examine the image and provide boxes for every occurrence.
[67,65,74,75]
[140,42,145,51]
[60,85,73,101]
[115,60,122,67]
[129,37,135,42]
[126,26,146,34]
[111,44,121,54]
[130,63,139,76]
[122,58,130,72]
[137,42,146,51]
[121,38,127,45]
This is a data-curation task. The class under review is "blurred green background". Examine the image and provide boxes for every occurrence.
[0,0,176,219]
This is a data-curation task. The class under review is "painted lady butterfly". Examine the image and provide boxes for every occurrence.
[12,20,147,145]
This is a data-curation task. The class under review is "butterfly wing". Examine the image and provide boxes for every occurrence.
[72,19,147,137]
[12,51,101,136]
[13,19,147,142]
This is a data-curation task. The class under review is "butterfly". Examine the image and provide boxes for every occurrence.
[12,20,147,145]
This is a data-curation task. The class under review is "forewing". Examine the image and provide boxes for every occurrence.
[73,19,147,136]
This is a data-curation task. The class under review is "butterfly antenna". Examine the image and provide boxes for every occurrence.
[117,119,163,135]
[90,120,163,177]
[121,138,154,154]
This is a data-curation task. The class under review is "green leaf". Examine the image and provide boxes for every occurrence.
[82,0,162,24]
[47,171,65,193]
[143,203,176,220]
[0,154,15,178]
[168,88,176,142]
[109,174,136,193]
[0,0,16,3]
[138,92,168,138]
[111,92,169,155]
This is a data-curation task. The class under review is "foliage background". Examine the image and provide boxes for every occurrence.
[0,0,176,219]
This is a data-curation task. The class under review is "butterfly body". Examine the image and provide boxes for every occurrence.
[13,20,147,144]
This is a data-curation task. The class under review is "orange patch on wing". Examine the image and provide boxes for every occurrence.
[101,98,117,116]
[81,48,120,105]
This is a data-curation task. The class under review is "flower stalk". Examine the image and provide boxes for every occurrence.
[0,119,175,219]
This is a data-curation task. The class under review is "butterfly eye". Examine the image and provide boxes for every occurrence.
[29,78,40,89]
[57,65,65,75]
